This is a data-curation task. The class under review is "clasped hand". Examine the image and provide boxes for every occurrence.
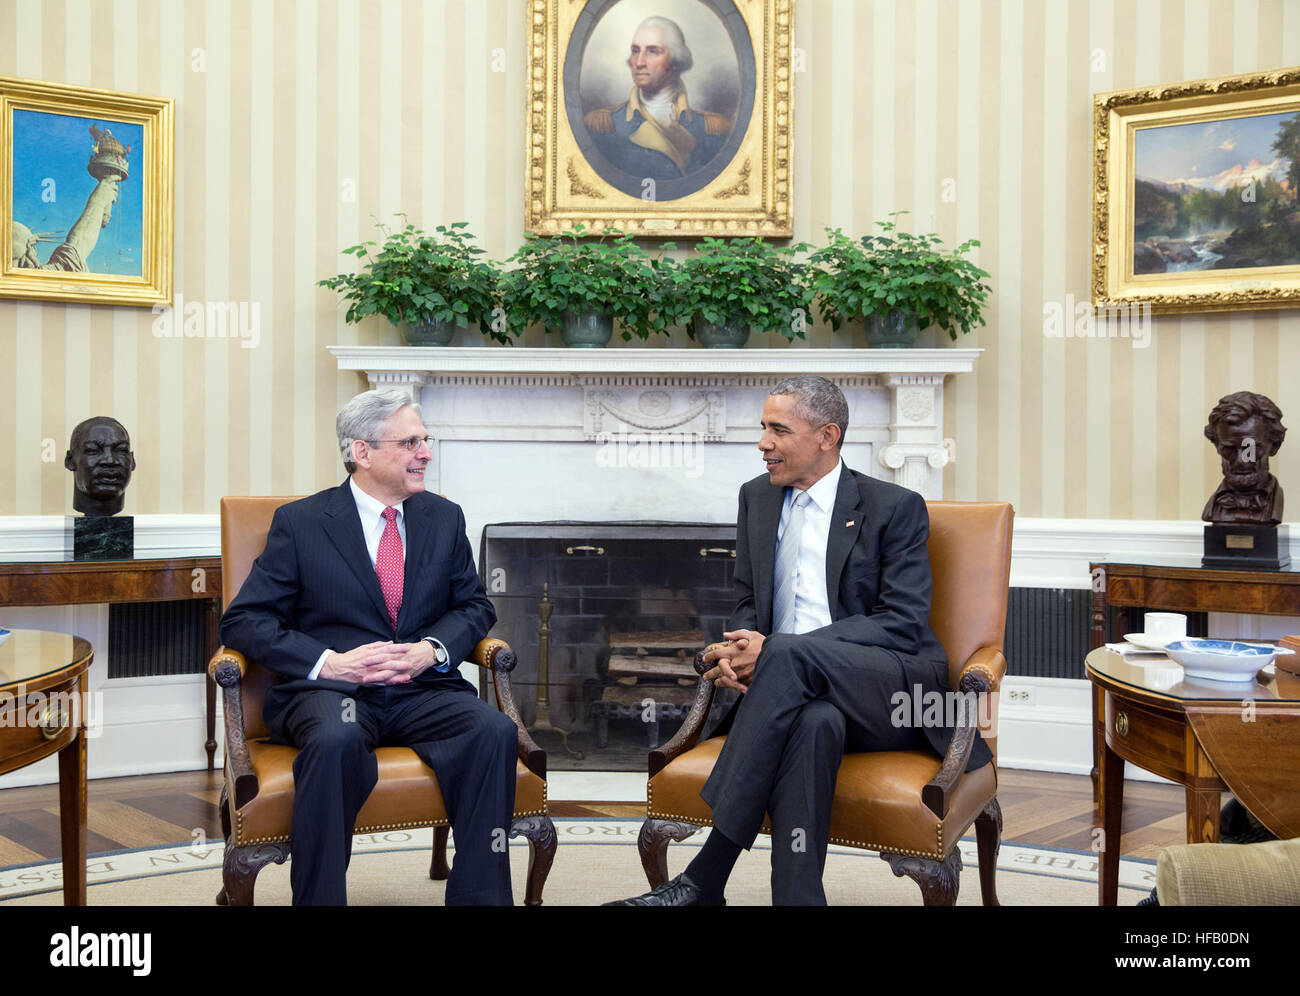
[701,629,766,694]
[319,640,435,685]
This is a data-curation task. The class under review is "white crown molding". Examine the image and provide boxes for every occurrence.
[328,345,983,379]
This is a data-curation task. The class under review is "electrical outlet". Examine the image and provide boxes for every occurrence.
[1006,687,1035,706]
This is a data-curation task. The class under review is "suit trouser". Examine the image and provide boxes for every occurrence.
[268,679,518,906]
[700,633,950,905]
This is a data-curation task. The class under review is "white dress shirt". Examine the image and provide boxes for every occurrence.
[774,461,843,634]
[308,478,449,679]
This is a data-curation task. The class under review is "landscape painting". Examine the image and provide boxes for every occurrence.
[1093,67,1300,314]
[1132,110,1299,274]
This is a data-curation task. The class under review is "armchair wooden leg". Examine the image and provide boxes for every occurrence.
[430,825,451,880]
[220,841,290,907]
[215,784,233,906]
[510,815,557,906]
[637,818,700,889]
[882,848,962,906]
[974,797,1002,906]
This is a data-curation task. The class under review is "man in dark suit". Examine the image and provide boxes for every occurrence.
[612,376,992,906]
[220,389,517,906]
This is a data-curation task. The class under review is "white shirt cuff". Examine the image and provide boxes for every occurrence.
[308,648,331,680]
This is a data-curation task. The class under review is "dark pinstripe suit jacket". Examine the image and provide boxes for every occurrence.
[219,480,496,724]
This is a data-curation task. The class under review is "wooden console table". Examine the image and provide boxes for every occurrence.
[0,630,94,904]
[0,551,223,769]
[1088,559,1300,650]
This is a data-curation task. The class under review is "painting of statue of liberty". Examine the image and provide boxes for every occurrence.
[10,108,144,276]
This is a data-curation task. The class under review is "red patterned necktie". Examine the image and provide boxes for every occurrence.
[375,506,403,630]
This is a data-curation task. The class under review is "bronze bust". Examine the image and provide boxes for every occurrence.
[65,416,135,516]
[1201,392,1286,526]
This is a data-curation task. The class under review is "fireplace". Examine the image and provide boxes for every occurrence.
[331,347,980,771]
[480,521,741,769]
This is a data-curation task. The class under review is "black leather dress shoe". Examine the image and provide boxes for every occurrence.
[603,873,725,906]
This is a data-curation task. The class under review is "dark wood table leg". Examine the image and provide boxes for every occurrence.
[1091,683,1103,805]
[1097,727,1124,907]
[58,726,88,906]
[205,597,220,770]
[1186,738,1221,844]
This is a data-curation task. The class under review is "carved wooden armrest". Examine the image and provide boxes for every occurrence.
[956,646,1005,693]
[474,637,547,781]
[920,648,1004,819]
[647,645,723,778]
[207,645,258,809]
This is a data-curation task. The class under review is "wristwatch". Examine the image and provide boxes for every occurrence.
[422,637,449,667]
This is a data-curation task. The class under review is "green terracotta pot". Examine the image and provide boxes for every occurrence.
[403,318,457,346]
[691,316,751,349]
[561,310,614,348]
[863,309,919,348]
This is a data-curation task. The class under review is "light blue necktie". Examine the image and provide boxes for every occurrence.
[772,491,811,634]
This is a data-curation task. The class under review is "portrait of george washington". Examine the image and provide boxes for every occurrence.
[564,0,755,201]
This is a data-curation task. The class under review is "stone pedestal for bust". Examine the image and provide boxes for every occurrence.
[66,515,133,561]
[1202,523,1290,570]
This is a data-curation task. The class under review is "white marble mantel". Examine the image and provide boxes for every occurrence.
[330,347,979,537]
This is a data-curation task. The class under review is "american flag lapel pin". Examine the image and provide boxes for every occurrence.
[845,520,855,527]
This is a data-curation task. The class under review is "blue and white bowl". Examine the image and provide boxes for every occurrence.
[1163,639,1294,683]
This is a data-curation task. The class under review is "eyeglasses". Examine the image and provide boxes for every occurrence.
[370,435,432,452]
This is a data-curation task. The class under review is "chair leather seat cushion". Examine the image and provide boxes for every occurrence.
[232,740,546,846]
[647,736,997,860]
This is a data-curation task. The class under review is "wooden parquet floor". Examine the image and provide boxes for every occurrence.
[0,767,1186,864]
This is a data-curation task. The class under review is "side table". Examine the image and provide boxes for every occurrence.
[1087,558,1300,799]
[1086,646,1300,906]
[0,629,94,905]
[0,551,223,768]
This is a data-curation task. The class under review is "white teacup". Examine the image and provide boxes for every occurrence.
[1144,612,1187,644]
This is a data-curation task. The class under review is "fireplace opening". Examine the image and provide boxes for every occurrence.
[479,522,741,770]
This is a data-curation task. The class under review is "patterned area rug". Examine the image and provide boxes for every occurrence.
[0,819,1154,906]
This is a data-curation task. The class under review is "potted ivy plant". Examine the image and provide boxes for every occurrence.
[655,237,813,348]
[501,226,659,347]
[319,219,511,346]
[810,214,991,347]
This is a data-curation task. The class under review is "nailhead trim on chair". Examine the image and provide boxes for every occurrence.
[646,782,948,860]
[962,664,999,689]
[232,784,549,847]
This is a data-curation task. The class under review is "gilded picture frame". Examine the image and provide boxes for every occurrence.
[525,0,792,238]
[1093,66,1300,315]
[1,75,173,307]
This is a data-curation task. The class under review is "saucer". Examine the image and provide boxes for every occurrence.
[1123,632,1177,652]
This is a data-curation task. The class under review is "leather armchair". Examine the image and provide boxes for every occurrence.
[209,496,557,906]
[637,500,1013,905]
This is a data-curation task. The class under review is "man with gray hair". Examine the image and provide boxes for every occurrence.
[611,376,991,905]
[221,389,515,905]
[584,15,733,180]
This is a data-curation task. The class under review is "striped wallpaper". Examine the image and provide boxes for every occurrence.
[1,0,1299,520]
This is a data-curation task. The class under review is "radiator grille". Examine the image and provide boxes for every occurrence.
[108,600,208,678]
[1003,587,1206,679]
